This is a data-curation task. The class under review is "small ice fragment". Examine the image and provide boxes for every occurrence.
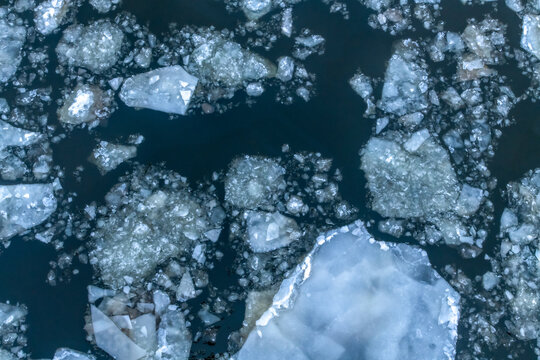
[246,211,301,252]
[521,14,540,59]
[403,129,430,152]
[198,309,220,326]
[87,285,115,303]
[156,310,191,360]
[281,8,293,37]
[456,184,484,216]
[89,141,137,174]
[34,0,70,35]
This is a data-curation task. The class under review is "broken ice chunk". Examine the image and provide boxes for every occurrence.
[242,0,273,20]
[130,314,157,353]
[237,222,460,360]
[380,40,429,116]
[0,349,16,360]
[34,0,70,35]
[456,184,484,216]
[276,56,295,82]
[58,85,109,124]
[156,310,191,360]
[361,135,459,218]
[52,348,96,360]
[119,66,198,115]
[521,14,540,59]
[89,141,137,174]
[281,8,293,37]
[0,18,26,83]
[403,129,430,152]
[198,309,220,326]
[56,20,124,73]
[87,285,115,303]
[89,0,120,13]
[245,211,301,252]
[225,156,286,211]
[349,72,373,99]
[0,184,57,241]
[0,120,41,150]
[176,272,196,302]
[91,305,147,360]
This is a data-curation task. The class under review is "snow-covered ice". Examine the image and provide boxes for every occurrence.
[56,20,124,73]
[58,85,109,124]
[236,222,460,360]
[119,66,198,116]
[34,0,70,35]
[0,184,57,242]
[225,156,286,211]
[360,135,459,218]
[242,0,273,20]
[0,120,41,150]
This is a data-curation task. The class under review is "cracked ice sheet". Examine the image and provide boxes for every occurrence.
[236,222,460,360]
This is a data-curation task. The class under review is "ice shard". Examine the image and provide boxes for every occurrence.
[236,222,460,360]
[119,66,198,115]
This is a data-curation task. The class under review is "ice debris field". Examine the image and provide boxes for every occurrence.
[0,0,539,359]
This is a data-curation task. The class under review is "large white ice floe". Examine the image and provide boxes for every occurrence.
[119,66,198,115]
[236,222,460,360]
[56,20,124,73]
[0,184,57,241]
[521,14,540,59]
[0,17,26,84]
[34,0,71,35]
[380,40,429,116]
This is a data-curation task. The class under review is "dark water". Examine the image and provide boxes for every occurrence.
[0,0,539,359]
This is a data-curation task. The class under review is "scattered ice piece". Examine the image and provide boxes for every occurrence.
[0,18,26,83]
[56,20,124,73]
[521,14,540,59]
[225,156,286,210]
[245,211,301,252]
[246,83,264,97]
[456,184,484,216]
[119,66,198,116]
[204,229,221,242]
[90,305,146,360]
[242,0,273,20]
[110,315,132,330]
[0,184,57,241]
[58,84,108,124]
[349,72,373,99]
[403,129,430,152]
[89,0,120,13]
[198,309,220,326]
[482,272,499,291]
[53,348,96,360]
[176,272,196,302]
[34,0,70,35]
[237,222,460,360]
[155,310,191,360]
[89,141,137,174]
[380,40,429,116]
[375,117,389,134]
[281,8,293,37]
[0,120,41,150]
[276,56,295,82]
[87,285,115,303]
[360,136,459,218]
